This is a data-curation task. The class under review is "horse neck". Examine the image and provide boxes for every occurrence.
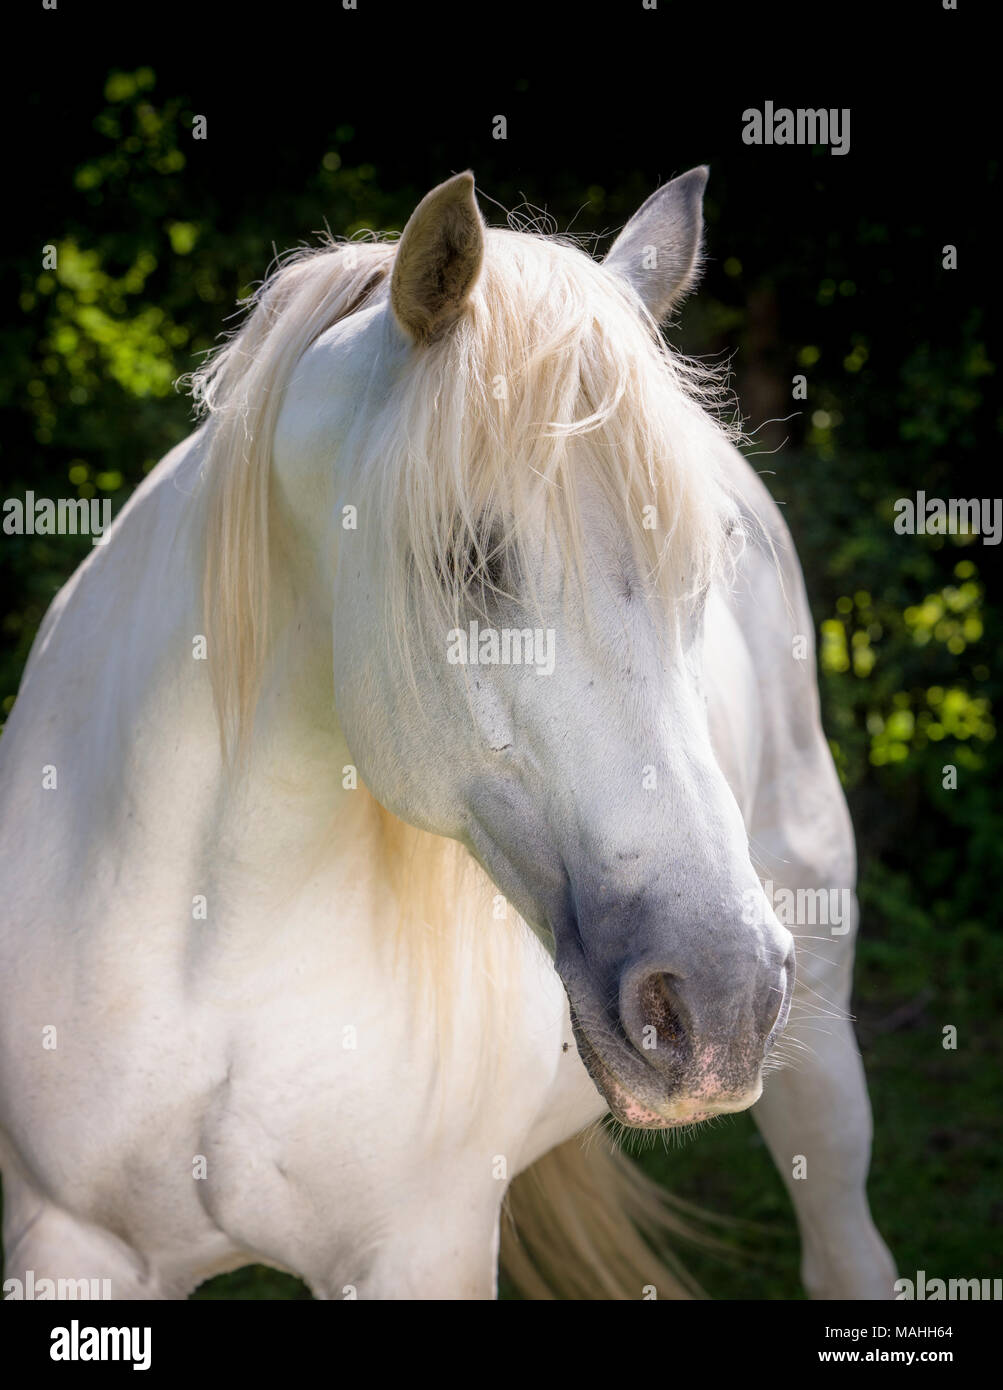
[68,429,381,901]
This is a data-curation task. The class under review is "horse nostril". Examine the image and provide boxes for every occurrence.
[636,972,688,1052]
[780,937,796,990]
[764,941,796,1040]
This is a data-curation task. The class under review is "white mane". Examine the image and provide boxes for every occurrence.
[189,224,742,756]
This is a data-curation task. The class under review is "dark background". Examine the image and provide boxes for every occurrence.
[1,3,998,1297]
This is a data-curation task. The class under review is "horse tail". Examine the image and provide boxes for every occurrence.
[500,1131,715,1300]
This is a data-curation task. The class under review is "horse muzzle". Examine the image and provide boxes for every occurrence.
[558,922,796,1129]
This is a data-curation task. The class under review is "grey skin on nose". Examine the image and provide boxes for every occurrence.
[618,943,795,1091]
[553,896,796,1126]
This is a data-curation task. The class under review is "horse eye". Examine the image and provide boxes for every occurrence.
[481,539,506,590]
[440,532,505,593]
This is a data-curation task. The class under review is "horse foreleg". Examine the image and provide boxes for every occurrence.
[308,1206,501,1300]
[751,896,897,1300]
[2,1174,172,1300]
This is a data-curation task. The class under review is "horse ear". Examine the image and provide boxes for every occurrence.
[390,172,485,342]
[604,166,709,321]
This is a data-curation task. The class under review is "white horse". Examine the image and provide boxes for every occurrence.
[0,169,896,1300]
